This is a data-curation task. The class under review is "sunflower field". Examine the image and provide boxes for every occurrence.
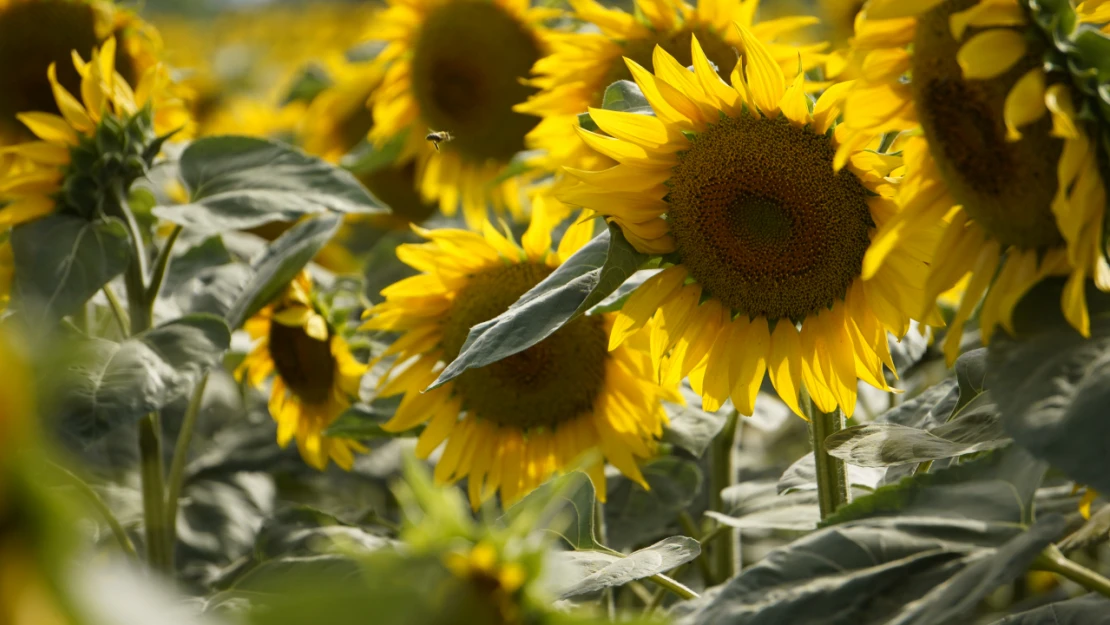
[4,0,1110,622]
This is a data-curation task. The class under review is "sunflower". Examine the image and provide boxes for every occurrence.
[300,57,438,228]
[361,214,678,508]
[838,0,1110,364]
[555,28,941,418]
[0,233,11,311]
[515,0,828,174]
[364,0,558,228]
[0,38,187,227]
[0,0,163,145]
[238,272,368,471]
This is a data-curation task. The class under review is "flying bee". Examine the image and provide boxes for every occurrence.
[425,130,454,151]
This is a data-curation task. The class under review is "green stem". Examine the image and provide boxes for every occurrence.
[115,185,150,334]
[163,372,209,573]
[710,409,739,582]
[802,390,849,520]
[1034,545,1110,599]
[678,510,714,584]
[139,413,168,572]
[594,499,615,616]
[51,462,137,560]
[145,225,181,309]
[102,285,130,337]
[645,563,689,613]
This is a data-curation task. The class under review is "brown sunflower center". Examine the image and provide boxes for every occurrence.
[441,262,609,430]
[0,0,138,141]
[269,317,336,405]
[360,161,438,225]
[667,115,874,321]
[410,0,541,163]
[601,26,738,104]
[333,84,378,156]
[911,0,1063,250]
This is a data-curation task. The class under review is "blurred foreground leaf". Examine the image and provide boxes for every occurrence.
[556,536,700,598]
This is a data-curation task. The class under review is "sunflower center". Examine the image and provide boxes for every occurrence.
[410,0,541,163]
[667,115,874,321]
[269,319,336,405]
[334,84,378,155]
[360,161,438,225]
[911,0,1063,250]
[601,26,738,103]
[441,262,609,430]
[0,0,137,140]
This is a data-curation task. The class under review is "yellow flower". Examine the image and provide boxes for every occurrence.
[364,0,558,228]
[838,0,1109,364]
[0,37,189,227]
[0,0,163,145]
[0,235,11,312]
[299,57,438,229]
[556,28,941,418]
[362,214,678,508]
[515,0,827,173]
[238,271,369,471]
[442,541,529,624]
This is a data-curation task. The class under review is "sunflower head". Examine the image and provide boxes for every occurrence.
[0,0,163,145]
[239,271,369,471]
[0,37,188,227]
[364,0,558,227]
[841,0,1110,363]
[555,26,941,418]
[515,0,829,172]
[362,213,677,508]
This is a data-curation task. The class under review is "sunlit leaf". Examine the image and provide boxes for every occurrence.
[555,536,700,598]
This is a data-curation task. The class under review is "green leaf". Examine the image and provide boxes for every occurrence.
[429,223,647,389]
[879,379,959,429]
[342,131,409,175]
[825,393,1008,467]
[555,536,700,599]
[987,280,1110,496]
[153,136,385,234]
[10,214,131,323]
[504,473,601,550]
[605,457,703,550]
[709,482,820,532]
[662,402,727,457]
[56,314,231,443]
[226,214,342,329]
[281,63,333,105]
[602,80,649,112]
[821,446,1046,527]
[985,594,1110,624]
[325,401,414,440]
[677,515,1065,625]
[777,454,885,495]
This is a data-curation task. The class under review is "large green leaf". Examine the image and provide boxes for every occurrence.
[677,515,1065,625]
[56,314,231,443]
[429,223,647,389]
[822,446,1046,527]
[662,402,728,458]
[10,214,131,323]
[153,136,385,234]
[555,536,700,599]
[987,280,1110,495]
[709,482,821,532]
[986,594,1110,624]
[504,472,602,551]
[226,214,342,329]
[825,393,1008,467]
[605,457,704,550]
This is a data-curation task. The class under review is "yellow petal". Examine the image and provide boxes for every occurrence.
[16,112,79,146]
[729,316,770,416]
[957,29,1026,80]
[1003,69,1047,141]
[733,23,786,115]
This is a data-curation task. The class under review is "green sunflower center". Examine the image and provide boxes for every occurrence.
[911,0,1063,250]
[601,26,738,104]
[269,317,336,405]
[441,262,609,430]
[0,0,137,141]
[667,115,874,321]
[410,0,541,163]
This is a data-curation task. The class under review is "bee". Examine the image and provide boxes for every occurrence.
[425,129,454,151]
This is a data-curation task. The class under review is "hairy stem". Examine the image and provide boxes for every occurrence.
[163,372,209,573]
[102,284,130,337]
[802,391,849,519]
[710,409,739,582]
[1034,545,1110,599]
[139,413,168,572]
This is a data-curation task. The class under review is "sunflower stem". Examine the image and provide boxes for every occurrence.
[163,372,209,575]
[114,185,151,334]
[102,285,130,337]
[710,408,739,582]
[139,412,168,573]
[802,391,849,519]
[1033,545,1110,599]
[145,225,182,313]
[678,510,714,584]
